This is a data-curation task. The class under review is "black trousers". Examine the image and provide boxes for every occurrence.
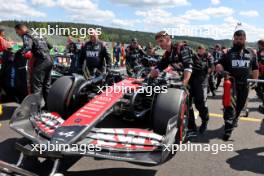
[208,73,216,93]
[69,53,80,74]
[114,56,120,66]
[216,73,223,89]
[31,58,53,101]
[223,82,249,134]
[188,75,209,130]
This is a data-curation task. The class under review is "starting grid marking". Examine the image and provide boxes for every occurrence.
[195,111,262,123]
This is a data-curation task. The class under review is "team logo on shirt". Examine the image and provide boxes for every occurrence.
[231,60,250,68]
[244,54,251,58]
[86,51,99,57]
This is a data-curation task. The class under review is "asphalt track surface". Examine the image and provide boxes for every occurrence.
[0,85,263,176]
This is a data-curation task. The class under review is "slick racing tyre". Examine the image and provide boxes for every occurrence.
[47,76,73,117]
[152,88,188,143]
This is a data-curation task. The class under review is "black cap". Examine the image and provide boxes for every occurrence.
[132,38,138,42]
[215,43,221,48]
[234,30,246,37]
[197,45,205,50]
[14,23,27,30]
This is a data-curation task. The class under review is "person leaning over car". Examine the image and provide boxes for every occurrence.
[15,23,53,103]
[150,31,193,87]
[215,30,259,141]
[79,29,111,79]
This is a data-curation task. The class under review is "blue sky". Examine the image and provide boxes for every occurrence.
[0,0,263,41]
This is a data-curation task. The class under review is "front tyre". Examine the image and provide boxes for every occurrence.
[152,88,188,139]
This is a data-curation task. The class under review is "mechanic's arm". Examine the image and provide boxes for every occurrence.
[215,53,228,73]
[79,45,89,78]
[125,48,131,66]
[79,45,86,68]
[180,47,193,86]
[21,35,33,59]
[0,37,11,50]
[150,56,169,78]
[46,40,53,50]
[208,53,214,74]
[183,70,192,86]
[139,46,147,57]
[252,70,259,79]
[112,47,115,58]
[22,35,33,53]
[103,45,112,68]
[252,54,259,79]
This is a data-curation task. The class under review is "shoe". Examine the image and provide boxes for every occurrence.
[199,121,208,134]
[222,132,231,141]
[259,105,264,114]
[212,92,216,97]
[187,129,198,138]
[233,119,238,128]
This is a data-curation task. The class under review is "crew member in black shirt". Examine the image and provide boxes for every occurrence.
[216,30,259,140]
[15,23,53,101]
[188,45,214,136]
[150,31,193,87]
[80,30,111,78]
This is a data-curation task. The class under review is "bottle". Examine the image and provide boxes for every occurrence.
[223,78,232,107]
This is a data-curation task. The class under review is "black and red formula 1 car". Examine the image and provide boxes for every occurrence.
[0,70,189,176]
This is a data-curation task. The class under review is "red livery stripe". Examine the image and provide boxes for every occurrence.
[62,78,139,126]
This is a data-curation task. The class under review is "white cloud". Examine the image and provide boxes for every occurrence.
[239,10,259,18]
[234,22,264,41]
[224,16,239,24]
[181,9,210,21]
[30,0,115,22]
[135,8,189,28]
[134,8,264,42]
[202,7,234,17]
[109,0,190,7]
[211,0,220,5]
[135,9,171,18]
[0,0,45,19]
[111,19,140,28]
[167,16,264,41]
[32,0,56,7]
[180,6,233,21]
[70,10,115,22]
[135,6,234,33]
[57,0,97,10]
